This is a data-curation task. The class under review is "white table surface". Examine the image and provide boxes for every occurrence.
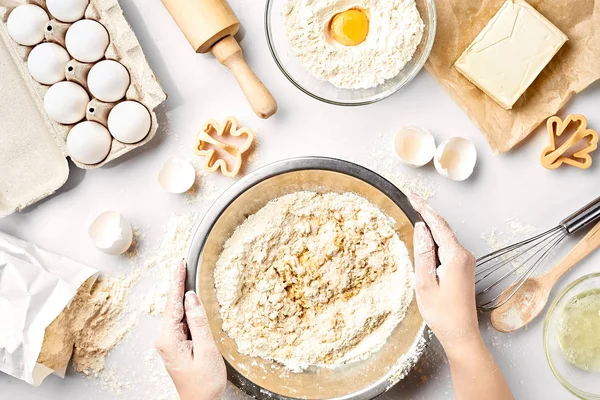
[2,0,599,399]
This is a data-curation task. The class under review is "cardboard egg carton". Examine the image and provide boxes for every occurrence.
[0,0,166,216]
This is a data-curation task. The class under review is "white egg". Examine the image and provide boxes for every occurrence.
[158,158,196,194]
[88,211,133,255]
[108,101,151,144]
[7,4,49,46]
[434,137,477,181]
[46,0,89,23]
[27,43,71,85]
[65,19,109,63]
[394,126,436,168]
[44,81,90,124]
[67,121,112,164]
[87,60,130,103]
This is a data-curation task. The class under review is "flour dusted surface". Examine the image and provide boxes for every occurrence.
[284,0,424,89]
[214,192,414,372]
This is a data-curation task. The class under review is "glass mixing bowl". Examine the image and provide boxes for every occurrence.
[544,273,600,400]
[264,0,437,106]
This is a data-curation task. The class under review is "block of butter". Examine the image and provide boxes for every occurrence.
[454,0,568,110]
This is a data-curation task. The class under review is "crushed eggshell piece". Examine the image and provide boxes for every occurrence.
[434,137,477,181]
[158,158,196,194]
[88,211,133,255]
[541,114,598,170]
[194,117,255,178]
[394,126,436,168]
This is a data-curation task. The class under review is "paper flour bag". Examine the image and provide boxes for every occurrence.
[0,231,98,385]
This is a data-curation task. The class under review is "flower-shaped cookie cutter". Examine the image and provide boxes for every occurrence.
[194,117,255,177]
[541,114,599,170]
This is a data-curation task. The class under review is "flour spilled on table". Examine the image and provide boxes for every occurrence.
[184,168,221,205]
[480,218,543,332]
[38,210,205,398]
[479,218,539,355]
[480,218,538,276]
[369,132,437,199]
[480,218,538,255]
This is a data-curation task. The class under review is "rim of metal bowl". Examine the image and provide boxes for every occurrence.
[544,272,600,400]
[264,0,437,106]
[186,157,430,400]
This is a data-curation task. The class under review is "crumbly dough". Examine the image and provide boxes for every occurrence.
[214,192,414,371]
[284,0,424,89]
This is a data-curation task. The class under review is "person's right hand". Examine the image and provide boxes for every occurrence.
[409,195,480,354]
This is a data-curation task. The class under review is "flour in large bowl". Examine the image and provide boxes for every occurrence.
[214,191,414,372]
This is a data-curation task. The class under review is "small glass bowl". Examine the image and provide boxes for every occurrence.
[544,273,600,399]
[264,0,437,106]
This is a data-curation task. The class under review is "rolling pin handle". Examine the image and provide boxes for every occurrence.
[211,36,278,119]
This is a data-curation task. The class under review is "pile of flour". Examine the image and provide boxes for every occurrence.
[214,191,414,372]
[284,0,424,89]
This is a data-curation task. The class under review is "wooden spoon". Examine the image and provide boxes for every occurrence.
[491,220,600,333]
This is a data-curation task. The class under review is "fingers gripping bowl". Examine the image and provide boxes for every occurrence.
[186,157,429,400]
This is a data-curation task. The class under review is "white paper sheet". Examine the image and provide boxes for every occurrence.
[0,231,98,386]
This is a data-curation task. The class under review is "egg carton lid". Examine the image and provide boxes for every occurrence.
[0,0,166,217]
[0,21,69,217]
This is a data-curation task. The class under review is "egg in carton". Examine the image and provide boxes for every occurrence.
[0,0,166,170]
[0,0,166,216]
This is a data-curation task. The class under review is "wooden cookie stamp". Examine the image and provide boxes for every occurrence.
[541,114,598,170]
[194,117,255,177]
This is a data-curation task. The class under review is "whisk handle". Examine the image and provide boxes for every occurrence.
[561,196,600,234]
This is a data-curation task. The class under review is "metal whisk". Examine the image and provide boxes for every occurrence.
[476,196,600,312]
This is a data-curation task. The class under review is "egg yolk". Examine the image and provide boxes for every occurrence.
[330,9,369,46]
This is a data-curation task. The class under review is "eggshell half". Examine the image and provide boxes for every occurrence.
[394,126,436,168]
[67,121,112,165]
[88,211,133,255]
[44,81,90,124]
[87,60,130,103]
[107,101,151,144]
[65,19,109,63]
[434,137,477,181]
[46,0,89,23]
[158,158,196,194]
[27,43,71,85]
[7,4,49,46]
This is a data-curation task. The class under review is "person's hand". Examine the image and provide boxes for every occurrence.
[155,261,227,400]
[409,195,480,354]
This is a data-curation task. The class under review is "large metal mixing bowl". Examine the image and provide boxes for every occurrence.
[187,157,429,400]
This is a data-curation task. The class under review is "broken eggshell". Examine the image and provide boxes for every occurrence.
[88,211,133,255]
[434,137,477,181]
[394,126,436,168]
[158,158,196,194]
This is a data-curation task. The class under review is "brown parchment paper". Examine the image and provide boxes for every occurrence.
[425,0,600,154]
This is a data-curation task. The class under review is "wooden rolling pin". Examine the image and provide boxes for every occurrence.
[161,0,278,119]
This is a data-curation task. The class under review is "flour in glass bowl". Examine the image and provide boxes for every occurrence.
[284,0,424,89]
[214,191,414,372]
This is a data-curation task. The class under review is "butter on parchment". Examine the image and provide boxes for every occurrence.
[454,0,568,110]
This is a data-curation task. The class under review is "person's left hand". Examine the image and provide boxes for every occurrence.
[155,261,227,400]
